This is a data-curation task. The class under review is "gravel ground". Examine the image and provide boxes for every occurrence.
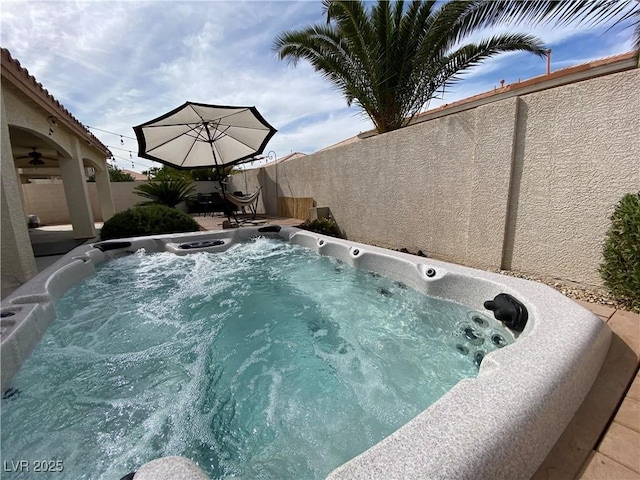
[490,268,635,312]
[382,246,634,313]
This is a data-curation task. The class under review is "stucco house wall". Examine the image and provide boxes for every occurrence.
[1,47,114,298]
[3,87,106,171]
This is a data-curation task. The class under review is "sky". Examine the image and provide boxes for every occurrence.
[1,1,636,172]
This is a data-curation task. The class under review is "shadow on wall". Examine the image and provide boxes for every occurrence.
[501,98,528,271]
[298,208,344,238]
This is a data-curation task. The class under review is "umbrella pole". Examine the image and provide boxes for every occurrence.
[205,123,238,227]
[215,166,239,227]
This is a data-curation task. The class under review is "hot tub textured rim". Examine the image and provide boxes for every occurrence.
[0,227,611,480]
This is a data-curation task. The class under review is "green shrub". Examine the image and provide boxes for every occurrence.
[87,166,135,182]
[298,217,342,238]
[599,192,640,312]
[100,205,200,241]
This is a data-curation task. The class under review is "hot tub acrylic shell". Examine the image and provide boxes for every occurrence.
[0,226,611,480]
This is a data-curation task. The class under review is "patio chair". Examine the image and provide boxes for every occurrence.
[208,192,230,216]
[196,193,212,216]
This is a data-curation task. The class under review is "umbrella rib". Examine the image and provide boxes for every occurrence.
[193,107,271,132]
[215,108,271,129]
[215,126,261,153]
[209,122,231,143]
[207,122,261,156]
[144,123,209,156]
[179,125,204,167]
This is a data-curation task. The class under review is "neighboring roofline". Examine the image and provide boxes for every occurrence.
[1,48,111,157]
[354,50,638,141]
[242,151,307,170]
[271,151,306,165]
[316,135,362,153]
[120,169,148,180]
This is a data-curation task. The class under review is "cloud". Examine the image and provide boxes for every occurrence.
[1,0,635,172]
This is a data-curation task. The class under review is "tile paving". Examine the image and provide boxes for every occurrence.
[555,302,640,480]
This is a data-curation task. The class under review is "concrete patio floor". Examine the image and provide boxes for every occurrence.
[192,211,305,230]
[10,218,640,479]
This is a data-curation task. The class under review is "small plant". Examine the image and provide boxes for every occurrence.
[298,217,342,238]
[134,178,195,208]
[599,192,640,312]
[100,205,200,241]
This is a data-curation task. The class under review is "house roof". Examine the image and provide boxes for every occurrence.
[121,169,148,181]
[1,48,111,157]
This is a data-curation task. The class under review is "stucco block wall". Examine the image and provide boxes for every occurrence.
[506,69,640,285]
[248,107,485,264]
[21,180,227,224]
[243,99,520,268]
[233,67,638,287]
[21,182,144,224]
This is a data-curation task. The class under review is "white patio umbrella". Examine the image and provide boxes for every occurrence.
[133,102,277,222]
[133,102,277,169]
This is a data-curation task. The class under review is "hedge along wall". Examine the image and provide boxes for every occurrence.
[228,67,640,287]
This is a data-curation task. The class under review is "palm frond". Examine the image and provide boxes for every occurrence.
[274,0,638,134]
[134,178,195,208]
[452,1,639,48]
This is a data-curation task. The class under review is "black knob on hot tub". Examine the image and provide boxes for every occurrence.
[484,293,528,333]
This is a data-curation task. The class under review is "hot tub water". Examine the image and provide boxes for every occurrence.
[1,238,513,479]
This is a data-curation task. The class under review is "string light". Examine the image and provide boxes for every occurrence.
[47,116,58,136]
[86,128,157,173]
[101,144,158,172]
[104,144,136,153]
[86,126,136,140]
[109,153,157,171]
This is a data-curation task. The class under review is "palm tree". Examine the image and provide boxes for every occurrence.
[274,0,638,134]
[134,178,195,208]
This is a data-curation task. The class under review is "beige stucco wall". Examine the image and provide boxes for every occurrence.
[21,180,225,223]
[2,86,101,163]
[1,90,38,298]
[231,99,518,269]
[230,68,639,287]
[505,69,640,285]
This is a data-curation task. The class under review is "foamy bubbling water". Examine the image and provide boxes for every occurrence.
[1,238,510,479]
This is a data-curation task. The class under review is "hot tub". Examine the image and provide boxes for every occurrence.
[0,226,610,479]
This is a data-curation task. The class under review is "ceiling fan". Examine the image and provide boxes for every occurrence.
[17,147,46,166]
